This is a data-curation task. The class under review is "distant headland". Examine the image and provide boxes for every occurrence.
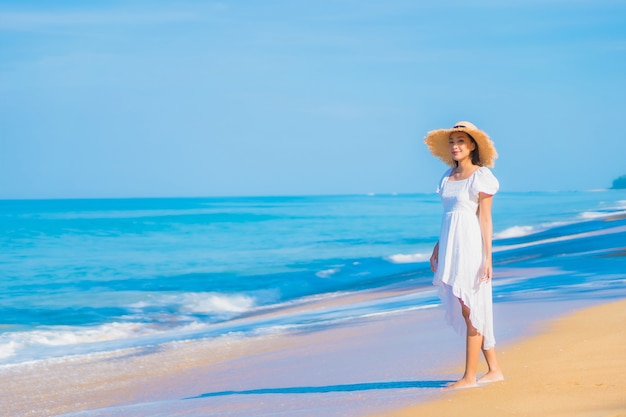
[611,175,626,189]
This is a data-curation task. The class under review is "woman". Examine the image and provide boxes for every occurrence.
[424,121,504,389]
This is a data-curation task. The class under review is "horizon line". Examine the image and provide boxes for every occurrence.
[0,189,616,202]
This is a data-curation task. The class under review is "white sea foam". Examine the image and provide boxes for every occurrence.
[496,224,626,252]
[494,225,536,239]
[0,322,169,361]
[183,293,256,314]
[0,341,19,360]
[3,295,271,363]
[543,221,569,228]
[130,292,266,316]
[386,253,429,264]
[356,304,439,319]
[494,220,570,240]
[579,209,626,220]
[580,211,610,219]
[316,268,339,278]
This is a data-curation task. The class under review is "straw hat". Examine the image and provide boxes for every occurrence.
[424,121,498,167]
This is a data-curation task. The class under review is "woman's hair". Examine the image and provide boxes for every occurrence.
[453,133,483,167]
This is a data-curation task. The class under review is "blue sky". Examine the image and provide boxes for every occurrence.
[1,0,625,199]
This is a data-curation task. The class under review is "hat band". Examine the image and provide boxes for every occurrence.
[453,125,466,128]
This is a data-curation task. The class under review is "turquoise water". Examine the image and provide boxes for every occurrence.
[1,190,625,365]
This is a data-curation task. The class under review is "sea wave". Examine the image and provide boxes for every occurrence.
[129,291,276,316]
[496,223,626,252]
[494,221,568,239]
[0,321,204,362]
[0,292,274,362]
[579,209,626,220]
[386,253,429,264]
[579,211,608,219]
[316,268,340,278]
[183,293,257,314]
[494,225,536,239]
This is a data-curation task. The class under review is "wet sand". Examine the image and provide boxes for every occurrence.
[1,304,455,417]
[2,295,617,416]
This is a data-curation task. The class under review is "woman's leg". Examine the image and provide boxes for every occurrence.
[447,301,482,389]
[478,346,504,383]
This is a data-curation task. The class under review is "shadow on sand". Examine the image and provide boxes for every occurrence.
[185,380,453,399]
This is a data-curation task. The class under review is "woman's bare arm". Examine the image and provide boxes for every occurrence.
[478,192,494,282]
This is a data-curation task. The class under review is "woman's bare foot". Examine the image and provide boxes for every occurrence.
[443,377,479,390]
[477,370,504,384]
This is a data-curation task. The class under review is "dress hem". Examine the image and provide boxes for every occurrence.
[434,280,496,350]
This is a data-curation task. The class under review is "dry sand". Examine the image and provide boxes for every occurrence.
[373,299,626,417]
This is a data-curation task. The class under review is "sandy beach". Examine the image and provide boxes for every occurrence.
[0,295,623,416]
[374,298,626,417]
[2,288,458,417]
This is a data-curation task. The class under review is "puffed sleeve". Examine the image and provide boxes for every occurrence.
[436,168,453,195]
[471,167,499,196]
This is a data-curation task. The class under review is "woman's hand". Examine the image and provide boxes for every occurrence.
[481,258,493,282]
[430,243,439,273]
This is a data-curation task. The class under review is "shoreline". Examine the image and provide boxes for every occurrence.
[1,303,452,417]
[1,296,622,416]
[372,298,626,417]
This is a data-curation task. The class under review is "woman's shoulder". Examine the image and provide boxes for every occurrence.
[436,168,454,194]
[475,166,495,175]
[474,166,498,180]
[471,166,499,194]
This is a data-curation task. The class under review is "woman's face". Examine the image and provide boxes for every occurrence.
[448,131,476,163]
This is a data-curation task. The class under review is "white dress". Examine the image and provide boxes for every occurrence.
[433,166,499,349]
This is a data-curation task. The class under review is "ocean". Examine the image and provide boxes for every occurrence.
[1,190,626,367]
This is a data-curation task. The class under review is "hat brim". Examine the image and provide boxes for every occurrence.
[424,126,498,167]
